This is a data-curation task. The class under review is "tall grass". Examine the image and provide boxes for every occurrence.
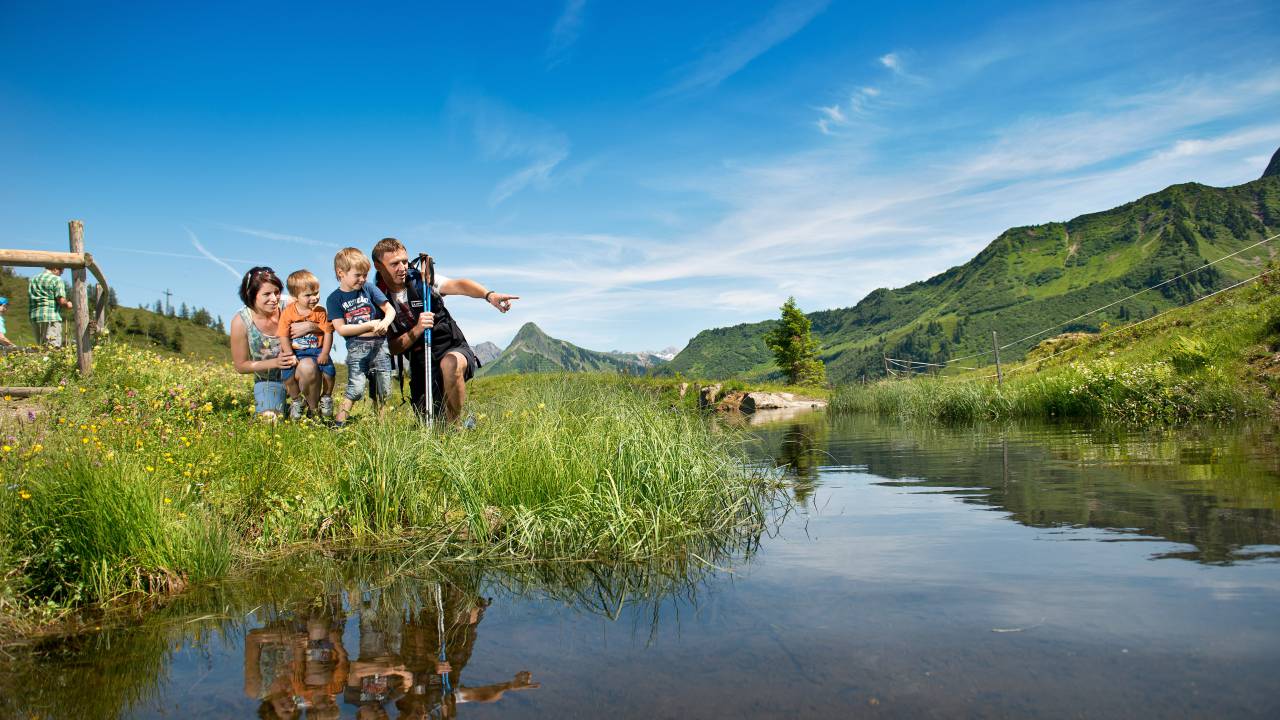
[0,345,774,620]
[832,281,1280,424]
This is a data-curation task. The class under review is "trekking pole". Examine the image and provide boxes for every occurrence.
[419,254,434,428]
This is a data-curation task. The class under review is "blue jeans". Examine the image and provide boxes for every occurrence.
[344,340,391,403]
[253,380,287,415]
[282,347,337,380]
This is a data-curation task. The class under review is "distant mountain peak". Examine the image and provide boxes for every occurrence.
[1264,146,1280,179]
[514,321,547,340]
[482,322,650,377]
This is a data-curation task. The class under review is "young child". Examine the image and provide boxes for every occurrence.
[325,248,395,426]
[278,270,336,419]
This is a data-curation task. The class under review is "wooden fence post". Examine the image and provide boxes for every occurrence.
[992,330,1003,386]
[69,220,91,376]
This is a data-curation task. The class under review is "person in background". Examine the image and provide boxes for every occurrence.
[325,248,395,427]
[27,266,72,347]
[0,297,15,347]
[277,269,336,420]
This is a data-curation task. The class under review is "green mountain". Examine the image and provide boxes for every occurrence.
[480,322,650,376]
[0,267,231,362]
[1265,147,1280,179]
[667,151,1280,383]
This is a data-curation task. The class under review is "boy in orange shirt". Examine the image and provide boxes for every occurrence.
[279,269,336,419]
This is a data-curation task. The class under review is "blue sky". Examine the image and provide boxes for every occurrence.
[2,0,1278,356]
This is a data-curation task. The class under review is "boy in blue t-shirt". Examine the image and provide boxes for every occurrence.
[325,247,395,425]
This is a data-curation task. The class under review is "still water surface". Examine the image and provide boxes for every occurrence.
[9,414,1280,718]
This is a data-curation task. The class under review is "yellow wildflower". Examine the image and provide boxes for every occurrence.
[1,446,9,453]
[19,490,31,500]
[163,497,172,504]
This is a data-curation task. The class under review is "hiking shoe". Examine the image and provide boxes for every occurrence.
[330,419,347,431]
[289,398,305,421]
[319,395,333,418]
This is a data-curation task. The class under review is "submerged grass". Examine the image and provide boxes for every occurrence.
[0,344,773,627]
[831,278,1280,424]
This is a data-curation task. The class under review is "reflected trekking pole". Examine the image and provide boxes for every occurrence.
[435,582,452,695]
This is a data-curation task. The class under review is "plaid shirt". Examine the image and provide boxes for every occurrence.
[28,271,67,323]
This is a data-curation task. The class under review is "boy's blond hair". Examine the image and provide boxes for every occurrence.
[286,269,320,297]
[334,247,371,275]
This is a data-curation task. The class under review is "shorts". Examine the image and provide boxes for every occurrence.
[32,321,62,348]
[408,342,479,418]
[344,340,392,403]
[253,380,287,415]
[281,347,336,380]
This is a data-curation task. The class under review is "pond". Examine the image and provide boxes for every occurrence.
[6,413,1280,718]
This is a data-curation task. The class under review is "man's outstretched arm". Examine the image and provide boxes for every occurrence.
[437,278,518,314]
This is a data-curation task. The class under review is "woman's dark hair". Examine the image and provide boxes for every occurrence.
[238,266,284,308]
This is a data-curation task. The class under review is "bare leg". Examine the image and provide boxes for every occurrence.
[296,358,320,414]
[335,398,354,422]
[440,351,469,423]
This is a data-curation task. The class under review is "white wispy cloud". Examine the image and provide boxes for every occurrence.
[546,0,588,67]
[186,228,242,279]
[450,93,572,205]
[218,223,340,248]
[105,246,260,264]
[879,52,903,73]
[662,0,829,96]
[815,85,883,133]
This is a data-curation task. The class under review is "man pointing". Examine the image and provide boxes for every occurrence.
[372,237,517,423]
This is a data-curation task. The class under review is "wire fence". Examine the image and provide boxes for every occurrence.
[882,231,1279,381]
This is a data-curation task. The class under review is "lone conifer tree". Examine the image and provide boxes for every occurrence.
[763,297,826,386]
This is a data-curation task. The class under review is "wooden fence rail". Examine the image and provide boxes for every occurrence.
[0,220,111,376]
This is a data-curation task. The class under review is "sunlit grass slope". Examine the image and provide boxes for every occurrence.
[831,276,1280,424]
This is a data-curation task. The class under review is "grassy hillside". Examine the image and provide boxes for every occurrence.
[667,161,1280,384]
[831,270,1280,424]
[480,321,651,376]
[0,268,230,362]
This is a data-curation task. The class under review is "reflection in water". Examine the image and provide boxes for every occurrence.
[753,413,1280,564]
[238,570,545,719]
[244,593,348,718]
[2,548,746,719]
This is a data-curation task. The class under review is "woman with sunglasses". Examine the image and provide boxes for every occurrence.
[230,267,315,419]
